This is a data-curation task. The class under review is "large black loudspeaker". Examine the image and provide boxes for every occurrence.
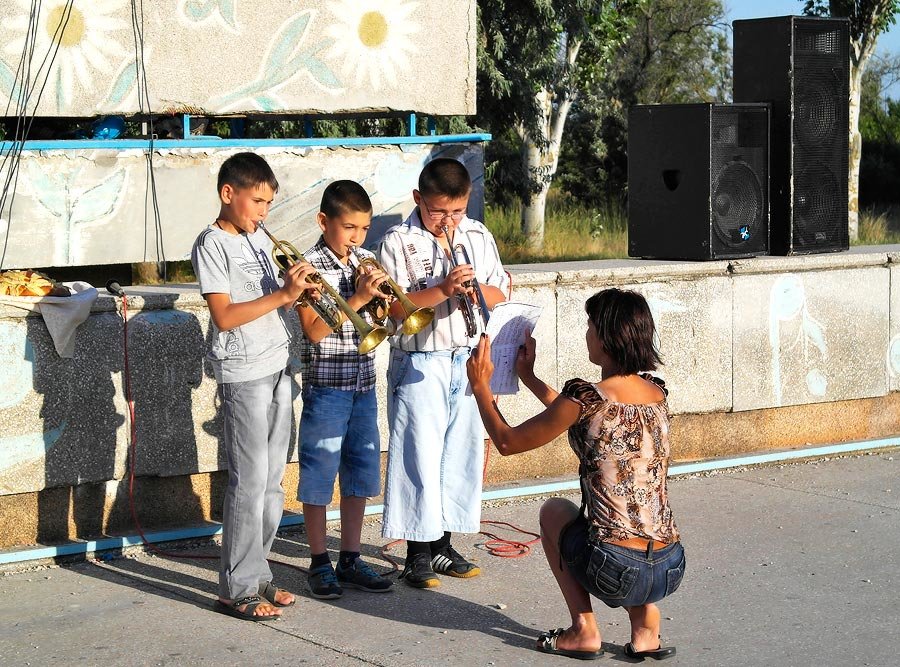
[628,103,770,260]
[734,16,850,255]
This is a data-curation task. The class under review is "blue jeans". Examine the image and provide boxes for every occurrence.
[560,515,686,608]
[298,385,381,505]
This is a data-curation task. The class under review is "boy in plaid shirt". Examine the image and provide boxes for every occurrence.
[297,180,393,599]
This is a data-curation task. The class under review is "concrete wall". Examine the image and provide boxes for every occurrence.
[2,247,899,548]
[0,1,476,116]
[0,141,486,268]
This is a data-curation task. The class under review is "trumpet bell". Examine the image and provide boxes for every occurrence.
[358,324,389,354]
[400,306,435,335]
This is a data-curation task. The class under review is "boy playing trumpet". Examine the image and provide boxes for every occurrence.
[297,180,394,598]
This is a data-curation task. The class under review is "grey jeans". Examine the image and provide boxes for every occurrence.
[218,367,292,600]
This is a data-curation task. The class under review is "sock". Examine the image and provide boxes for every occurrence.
[406,540,430,560]
[430,531,451,555]
[338,550,359,570]
[310,552,331,569]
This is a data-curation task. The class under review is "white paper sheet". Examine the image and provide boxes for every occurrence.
[483,301,542,395]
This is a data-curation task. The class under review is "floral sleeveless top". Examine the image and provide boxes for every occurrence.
[562,375,680,545]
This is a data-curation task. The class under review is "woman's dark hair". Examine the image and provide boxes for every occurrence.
[585,288,662,374]
[320,179,373,218]
[418,157,471,198]
[217,152,279,193]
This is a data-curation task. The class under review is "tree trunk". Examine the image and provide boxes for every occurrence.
[522,180,550,251]
[132,261,163,284]
[848,62,863,241]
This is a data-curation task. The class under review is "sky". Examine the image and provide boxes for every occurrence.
[724,0,900,96]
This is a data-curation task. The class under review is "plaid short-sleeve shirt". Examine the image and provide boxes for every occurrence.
[298,237,376,392]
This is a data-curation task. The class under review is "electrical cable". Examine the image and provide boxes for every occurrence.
[129,0,166,280]
[110,285,310,587]
[0,1,74,268]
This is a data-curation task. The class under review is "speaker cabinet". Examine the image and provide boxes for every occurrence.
[628,103,770,260]
[734,16,849,255]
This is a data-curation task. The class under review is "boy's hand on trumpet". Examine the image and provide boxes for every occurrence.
[282,260,319,304]
[440,263,476,299]
[355,265,391,303]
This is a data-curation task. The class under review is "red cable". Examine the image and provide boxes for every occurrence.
[115,294,308,577]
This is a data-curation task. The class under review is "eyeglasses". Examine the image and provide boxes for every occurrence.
[419,197,466,223]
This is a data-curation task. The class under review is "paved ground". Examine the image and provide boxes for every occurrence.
[1,449,898,667]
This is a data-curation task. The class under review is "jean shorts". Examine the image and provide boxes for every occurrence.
[298,385,381,506]
[560,514,686,608]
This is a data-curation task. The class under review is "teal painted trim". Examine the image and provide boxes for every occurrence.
[182,114,191,139]
[2,436,895,566]
[407,112,416,136]
[2,134,492,152]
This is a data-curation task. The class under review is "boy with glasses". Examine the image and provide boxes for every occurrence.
[377,158,509,588]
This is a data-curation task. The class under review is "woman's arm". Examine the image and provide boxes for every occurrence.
[514,330,558,406]
[467,335,580,456]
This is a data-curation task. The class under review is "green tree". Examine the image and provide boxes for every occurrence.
[557,0,729,205]
[858,54,900,205]
[804,0,900,239]
[477,0,643,250]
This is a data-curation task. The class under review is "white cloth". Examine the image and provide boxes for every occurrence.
[0,281,98,357]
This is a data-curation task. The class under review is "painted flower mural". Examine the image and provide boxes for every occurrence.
[324,0,420,91]
[2,0,129,109]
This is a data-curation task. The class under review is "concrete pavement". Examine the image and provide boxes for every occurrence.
[1,449,897,666]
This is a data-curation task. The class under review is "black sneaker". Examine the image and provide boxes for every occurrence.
[307,562,343,599]
[399,552,440,588]
[431,545,481,578]
[336,558,393,593]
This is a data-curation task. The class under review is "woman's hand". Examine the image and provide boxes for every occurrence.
[466,333,494,392]
[515,329,537,380]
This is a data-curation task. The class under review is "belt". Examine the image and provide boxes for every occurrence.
[607,536,669,552]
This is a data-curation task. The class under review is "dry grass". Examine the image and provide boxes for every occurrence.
[486,197,628,264]
[856,207,900,245]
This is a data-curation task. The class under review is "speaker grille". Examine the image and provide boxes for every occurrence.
[791,21,849,251]
[710,107,768,250]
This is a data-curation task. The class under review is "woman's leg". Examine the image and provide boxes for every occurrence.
[538,498,601,652]
[625,603,662,652]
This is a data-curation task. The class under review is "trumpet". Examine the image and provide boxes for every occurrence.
[348,246,435,335]
[441,224,490,337]
[257,222,388,354]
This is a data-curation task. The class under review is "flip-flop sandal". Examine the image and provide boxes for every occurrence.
[259,581,296,607]
[536,628,604,660]
[623,642,676,660]
[215,595,280,622]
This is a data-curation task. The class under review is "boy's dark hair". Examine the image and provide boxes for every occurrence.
[320,180,373,218]
[217,152,279,193]
[418,158,471,199]
[585,288,662,375]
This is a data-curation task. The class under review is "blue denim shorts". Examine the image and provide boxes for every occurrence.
[298,385,381,505]
[560,515,686,608]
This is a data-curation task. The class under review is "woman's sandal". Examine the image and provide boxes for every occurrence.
[623,642,676,661]
[259,581,296,607]
[215,595,280,622]
[536,628,604,660]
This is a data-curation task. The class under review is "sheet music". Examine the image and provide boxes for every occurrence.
[483,301,542,395]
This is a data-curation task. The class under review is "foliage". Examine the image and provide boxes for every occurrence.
[803,0,899,40]
[485,192,628,262]
[859,58,900,206]
[556,0,729,205]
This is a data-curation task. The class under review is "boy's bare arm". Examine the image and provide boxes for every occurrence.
[207,262,317,332]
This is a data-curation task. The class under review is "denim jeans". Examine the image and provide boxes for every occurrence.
[382,347,484,541]
[297,385,381,505]
[218,367,292,600]
[561,515,686,608]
